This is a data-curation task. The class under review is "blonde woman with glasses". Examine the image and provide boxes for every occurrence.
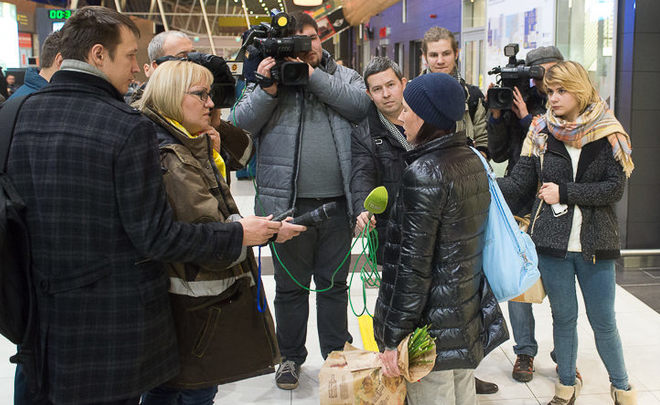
[498,61,636,405]
[136,60,305,404]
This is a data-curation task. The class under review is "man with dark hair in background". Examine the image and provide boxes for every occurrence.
[487,45,565,384]
[351,56,409,263]
[6,74,18,96]
[232,11,370,390]
[9,31,63,100]
[6,6,281,404]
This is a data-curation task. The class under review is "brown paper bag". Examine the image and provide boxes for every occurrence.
[319,333,436,404]
[510,277,546,304]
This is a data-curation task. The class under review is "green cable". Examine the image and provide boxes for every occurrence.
[347,225,381,317]
[252,178,380,296]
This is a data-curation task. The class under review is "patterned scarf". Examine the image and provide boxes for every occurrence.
[521,99,634,177]
[377,110,413,151]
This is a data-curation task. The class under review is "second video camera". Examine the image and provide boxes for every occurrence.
[487,43,545,110]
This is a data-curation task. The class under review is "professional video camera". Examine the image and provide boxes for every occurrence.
[487,43,545,110]
[155,52,236,108]
[236,10,312,86]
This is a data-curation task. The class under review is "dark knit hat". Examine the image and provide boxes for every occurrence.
[525,46,564,66]
[403,73,465,131]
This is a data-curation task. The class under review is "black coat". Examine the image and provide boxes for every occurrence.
[498,132,626,262]
[373,132,508,371]
[350,104,408,262]
[7,70,244,404]
[487,86,547,175]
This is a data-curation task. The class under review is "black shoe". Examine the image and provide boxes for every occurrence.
[475,377,499,394]
[512,354,535,382]
[275,360,300,390]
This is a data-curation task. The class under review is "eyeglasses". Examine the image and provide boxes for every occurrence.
[187,89,210,103]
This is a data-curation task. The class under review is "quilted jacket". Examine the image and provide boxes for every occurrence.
[373,131,508,371]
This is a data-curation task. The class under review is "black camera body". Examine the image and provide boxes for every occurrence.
[487,43,545,110]
[186,52,236,108]
[156,52,237,108]
[241,10,312,86]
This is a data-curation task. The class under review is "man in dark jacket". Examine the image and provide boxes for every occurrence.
[351,57,410,262]
[232,12,370,391]
[486,46,564,384]
[352,56,500,396]
[6,7,280,405]
[9,31,63,100]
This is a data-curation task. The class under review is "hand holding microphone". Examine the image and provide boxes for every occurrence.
[355,186,388,236]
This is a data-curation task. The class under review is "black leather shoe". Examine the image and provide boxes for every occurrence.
[475,377,499,394]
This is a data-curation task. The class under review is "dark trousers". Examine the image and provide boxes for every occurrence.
[271,197,353,364]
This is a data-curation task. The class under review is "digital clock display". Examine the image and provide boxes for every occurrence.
[49,9,72,20]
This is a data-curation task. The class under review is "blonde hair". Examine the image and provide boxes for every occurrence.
[137,60,213,123]
[544,61,600,113]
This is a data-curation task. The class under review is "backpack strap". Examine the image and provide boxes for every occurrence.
[0,95,30,173]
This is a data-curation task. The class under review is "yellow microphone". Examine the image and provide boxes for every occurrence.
[363,186,388,220]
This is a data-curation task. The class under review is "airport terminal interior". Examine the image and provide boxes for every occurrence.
[1,0,660,403]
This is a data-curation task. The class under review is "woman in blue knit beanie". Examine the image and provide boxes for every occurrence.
[374,73,509,405]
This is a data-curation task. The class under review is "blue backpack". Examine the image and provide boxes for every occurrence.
[471,148,540,302]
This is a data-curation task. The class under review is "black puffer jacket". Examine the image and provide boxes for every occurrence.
[373,132,508,371]
[350,104,408,262]
[498,131,626,262]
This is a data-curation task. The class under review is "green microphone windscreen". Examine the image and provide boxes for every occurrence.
[363,186,388,215]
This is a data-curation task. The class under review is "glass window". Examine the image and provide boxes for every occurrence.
[463,38,485,89]
[463,0,487,28]
[555,0,616,106]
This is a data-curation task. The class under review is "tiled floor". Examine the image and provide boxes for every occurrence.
[3,276,659,404]
[2,175,659,404]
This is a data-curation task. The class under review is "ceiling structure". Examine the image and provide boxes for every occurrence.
[80,0,306,37]
[65,0,397,56]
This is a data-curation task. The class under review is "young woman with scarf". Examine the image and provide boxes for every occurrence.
[498,61,636,405]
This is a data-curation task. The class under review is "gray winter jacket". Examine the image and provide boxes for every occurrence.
[232,52,370,217]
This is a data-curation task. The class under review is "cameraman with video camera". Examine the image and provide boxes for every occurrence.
[487,45,564,383]
[488,46,564,175]
[232,11,370,391]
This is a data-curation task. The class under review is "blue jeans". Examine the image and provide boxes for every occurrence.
[141,385,218,405]
[508,301,538,357]
[539,253,629,390]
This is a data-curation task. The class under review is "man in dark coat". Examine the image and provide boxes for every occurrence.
[9,30,63,100]
[6,7,281,405]
[351,57,410,263]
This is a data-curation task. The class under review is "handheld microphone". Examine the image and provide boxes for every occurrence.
[364,186,388,218]
[291,202,337,226]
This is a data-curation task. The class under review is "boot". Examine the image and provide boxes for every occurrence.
[611,385,637,405]
[547,378,582,405]
[475,377,498,394]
